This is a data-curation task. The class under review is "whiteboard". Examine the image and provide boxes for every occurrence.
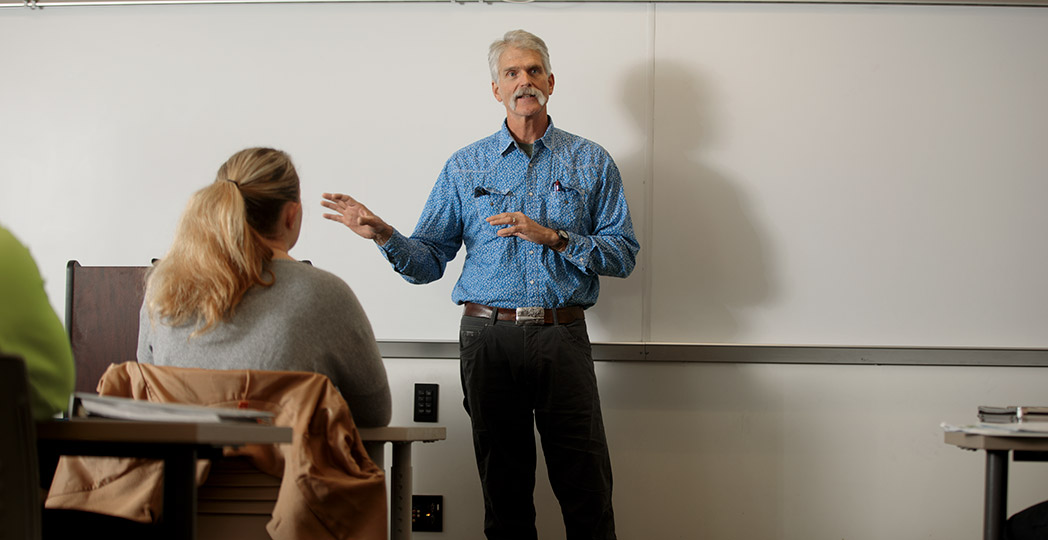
[648,5,1048,347]
[2,3,1046,348]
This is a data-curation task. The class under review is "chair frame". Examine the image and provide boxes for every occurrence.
[0,353,42,540]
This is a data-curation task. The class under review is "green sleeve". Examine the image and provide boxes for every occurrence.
[0,225,75,420]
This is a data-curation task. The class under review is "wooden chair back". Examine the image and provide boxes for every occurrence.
[65,260,150,393]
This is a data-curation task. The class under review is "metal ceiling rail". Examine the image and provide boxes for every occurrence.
[4,0,1048,8]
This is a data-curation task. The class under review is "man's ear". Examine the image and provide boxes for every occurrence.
[548,73,555,96]
[492,81,503,103]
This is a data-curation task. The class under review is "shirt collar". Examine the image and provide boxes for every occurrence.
[497,116,558,157]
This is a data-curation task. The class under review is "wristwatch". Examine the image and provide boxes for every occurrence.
[554,229,570,252]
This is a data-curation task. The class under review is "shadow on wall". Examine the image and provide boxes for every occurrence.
[593,61,781,538]
[620,60,775,343]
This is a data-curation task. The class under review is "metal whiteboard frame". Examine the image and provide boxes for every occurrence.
[378,340,1048,366]
[4,0,1048,9]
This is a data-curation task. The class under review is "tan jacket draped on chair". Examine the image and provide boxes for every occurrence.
[46,362,387,540]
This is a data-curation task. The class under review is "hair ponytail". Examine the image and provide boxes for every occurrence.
[145,148,299,335]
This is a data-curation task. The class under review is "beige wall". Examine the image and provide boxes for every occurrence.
[388,358,1048,540]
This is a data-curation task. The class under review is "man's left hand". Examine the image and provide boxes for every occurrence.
[487,212,559,248]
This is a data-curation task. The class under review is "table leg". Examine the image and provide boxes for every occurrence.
[163,447,198,540]
[365,441,385,469]
[985,449,1009,540]
[390,442,414,540]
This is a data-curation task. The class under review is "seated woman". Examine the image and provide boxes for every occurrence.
[138,147,391,427]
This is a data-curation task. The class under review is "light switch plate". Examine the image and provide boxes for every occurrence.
[413,383,438,423]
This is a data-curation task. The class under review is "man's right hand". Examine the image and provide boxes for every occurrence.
[321,193,394,245]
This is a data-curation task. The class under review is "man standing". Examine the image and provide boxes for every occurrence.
[322,29,638,540]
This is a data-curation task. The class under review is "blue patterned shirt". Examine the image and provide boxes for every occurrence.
[378,119,639,309]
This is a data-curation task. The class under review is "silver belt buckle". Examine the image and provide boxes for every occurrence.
[515,306,544,326]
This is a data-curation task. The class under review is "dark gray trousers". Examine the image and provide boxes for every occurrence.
[1006,500,1048,540]
[459,315,616,540]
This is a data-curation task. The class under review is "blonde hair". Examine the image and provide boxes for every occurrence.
[146,147,300,335]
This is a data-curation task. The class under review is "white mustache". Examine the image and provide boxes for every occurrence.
[510,87,547,111]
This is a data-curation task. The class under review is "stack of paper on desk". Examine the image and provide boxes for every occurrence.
[941,422,1048,437]
[71,392,274,424]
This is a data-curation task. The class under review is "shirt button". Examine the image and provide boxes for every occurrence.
[529,250,534,254]
[529,280,534,284]
[528,192,533,196]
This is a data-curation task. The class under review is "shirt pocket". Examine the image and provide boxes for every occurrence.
[546,182,589,230]
[471,185,517,221]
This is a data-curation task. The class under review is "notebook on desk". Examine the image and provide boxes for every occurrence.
[71,392,275,425]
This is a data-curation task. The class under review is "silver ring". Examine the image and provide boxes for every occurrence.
[512,217,516,224]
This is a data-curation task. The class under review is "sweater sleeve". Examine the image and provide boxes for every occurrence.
[0,226,75,420]
[313,270,392,428]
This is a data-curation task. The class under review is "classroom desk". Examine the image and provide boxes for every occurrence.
[944,431,1048,540]
[37,418,292,540]
[360,426,448,540]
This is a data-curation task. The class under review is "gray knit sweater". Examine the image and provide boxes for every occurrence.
[137,259,391,427]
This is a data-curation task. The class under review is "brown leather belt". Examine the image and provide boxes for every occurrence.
[463,302,584,325]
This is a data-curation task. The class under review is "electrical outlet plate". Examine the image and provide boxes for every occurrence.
[413,383,438,423]
[412,495,443,532]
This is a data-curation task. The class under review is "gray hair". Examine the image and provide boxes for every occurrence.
[488,29,552,83]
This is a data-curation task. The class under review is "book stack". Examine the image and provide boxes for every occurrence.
[978,405,1048,424]
[942,406,1048,437]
